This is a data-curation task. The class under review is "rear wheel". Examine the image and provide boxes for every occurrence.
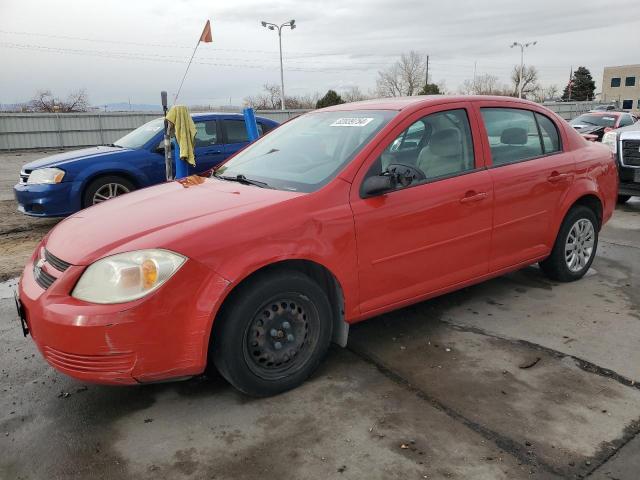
[83,175,134,208]
[539,205,598,282]
[617,195,631,204]
[212,270,333,397]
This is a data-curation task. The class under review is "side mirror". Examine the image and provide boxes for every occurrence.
[155,140,174,153]
[361,174,397,197]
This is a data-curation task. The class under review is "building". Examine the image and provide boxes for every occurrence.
[601,64,640,111]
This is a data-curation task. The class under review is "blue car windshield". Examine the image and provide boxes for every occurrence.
[215,110,396,192]
[114,118,164,149]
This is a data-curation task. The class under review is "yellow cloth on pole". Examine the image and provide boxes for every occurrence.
[165,105,196,166]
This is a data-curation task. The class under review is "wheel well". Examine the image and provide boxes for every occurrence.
[213,260,348,347]
[571,194,603,229]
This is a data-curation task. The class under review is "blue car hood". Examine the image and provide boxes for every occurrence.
[24,146,132,170]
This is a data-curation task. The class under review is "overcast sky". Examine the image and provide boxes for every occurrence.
[2,0,640,107]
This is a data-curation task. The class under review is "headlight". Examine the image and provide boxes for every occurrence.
[27,167,65,185]
[602,131,617,154]
[72,249,186,304]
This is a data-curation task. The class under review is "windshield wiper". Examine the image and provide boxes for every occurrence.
[107,143,124,148]
[214,173,270,189]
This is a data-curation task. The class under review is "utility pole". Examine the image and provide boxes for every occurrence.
[261,19,296,110]
[425,55,430,90]
[510,41,537,98]
[473,61,477,91]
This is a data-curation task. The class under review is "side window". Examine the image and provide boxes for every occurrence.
[611,78,621,87]
[534,113,561,153]
[480,108,543,166]
[375,108,475,183]
[194,120,218,147]
[223,120,264,144]
[619,114,633,127]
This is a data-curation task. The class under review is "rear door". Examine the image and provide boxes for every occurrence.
[474,102,574,271]
[222,118,265,158]
[350,103,493,314]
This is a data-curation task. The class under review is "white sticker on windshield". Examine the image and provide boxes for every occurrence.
[330,117,374,127]
[603,117,615,121]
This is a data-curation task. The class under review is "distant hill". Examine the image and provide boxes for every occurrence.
[98,103,162,112]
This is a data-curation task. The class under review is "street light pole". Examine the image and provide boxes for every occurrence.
[262,19,296,110]
[510,41,537,98]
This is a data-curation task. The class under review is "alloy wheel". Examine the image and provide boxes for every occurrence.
[564,218,595,273]
[92,183,130,204]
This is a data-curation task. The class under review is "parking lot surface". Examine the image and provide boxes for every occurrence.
[1,150,639,479]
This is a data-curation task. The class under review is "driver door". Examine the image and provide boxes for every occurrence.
[349,103,493,314]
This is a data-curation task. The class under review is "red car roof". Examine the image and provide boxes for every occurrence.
[319,95,542,112]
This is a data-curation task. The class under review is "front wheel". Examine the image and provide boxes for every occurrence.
[539,205,598,282]
[617,195,631,204]
[83,175,134,208]
[212,270,333,397]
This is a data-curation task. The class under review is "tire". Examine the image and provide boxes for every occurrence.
[212,270,333,397]
[617,195,631,204]
[82,175,134,208]
[539,205,599,282]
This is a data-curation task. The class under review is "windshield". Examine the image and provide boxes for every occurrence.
[114,118,164,149]
[571,114,617,128]
[215,110,396,192]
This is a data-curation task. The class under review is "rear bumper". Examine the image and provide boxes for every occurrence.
[18,247,231,385]
[13,182,80,217]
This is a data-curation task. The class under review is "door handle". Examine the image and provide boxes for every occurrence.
[460,191,488,204]
[547,172,572,183]
[204,149,223,154]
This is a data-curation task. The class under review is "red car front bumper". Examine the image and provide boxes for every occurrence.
[18,247,230,385]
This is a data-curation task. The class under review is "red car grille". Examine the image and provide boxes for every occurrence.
[43,346,135,374]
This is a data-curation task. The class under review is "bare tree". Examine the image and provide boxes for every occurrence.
[342,86,369,103]
[28,89,89,112]
[376,51,427,97]
[459,74,511,96]
[244,84,318,110]
[511,65,539,98]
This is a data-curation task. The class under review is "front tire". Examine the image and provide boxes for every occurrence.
[83,175,134,208]
[212,270,333,397]
[617,195,631,204]
[539,205,598,282]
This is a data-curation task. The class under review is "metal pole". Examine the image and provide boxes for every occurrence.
[278,26,285,110]
[425,55,429,90]
[161,91,173,181]
[519,45,524,99]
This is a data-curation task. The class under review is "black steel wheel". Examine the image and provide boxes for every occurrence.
[212,270,332,397]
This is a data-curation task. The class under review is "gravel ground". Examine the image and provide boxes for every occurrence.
[1,149,639,479]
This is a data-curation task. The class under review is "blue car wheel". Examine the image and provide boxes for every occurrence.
[82,175,135,208]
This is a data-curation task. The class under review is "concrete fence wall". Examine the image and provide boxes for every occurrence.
[0,110,308,151]
[541,101,603,120]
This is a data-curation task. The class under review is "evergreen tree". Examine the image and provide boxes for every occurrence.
[316,90,345,109]
[418,83,441,95]
[561,66,596,101]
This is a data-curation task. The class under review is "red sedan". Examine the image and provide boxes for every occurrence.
[17,96,617,396]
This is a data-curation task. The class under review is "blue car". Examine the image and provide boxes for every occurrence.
[14,113,279,217]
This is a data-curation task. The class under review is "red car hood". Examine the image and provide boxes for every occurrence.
[45,177,301,265]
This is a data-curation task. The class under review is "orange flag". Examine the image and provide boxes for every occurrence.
[199,20,213,43]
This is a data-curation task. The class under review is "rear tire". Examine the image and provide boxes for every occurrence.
[539,205,598,282]
[617,195,631,204]
[82,175,134,208]
[212,270,333,397]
